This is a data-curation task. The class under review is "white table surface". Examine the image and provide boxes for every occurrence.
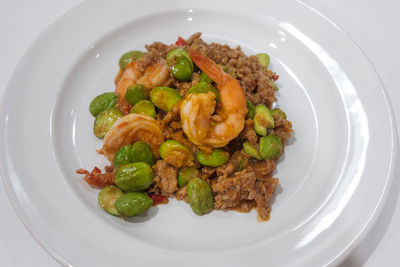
[1,0,399,266]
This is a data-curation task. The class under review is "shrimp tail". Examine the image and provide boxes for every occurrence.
[189,52,226,85]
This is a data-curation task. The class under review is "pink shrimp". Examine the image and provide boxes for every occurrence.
[180,52,247,147]
[115,59,170,99]
[100,114,164,161]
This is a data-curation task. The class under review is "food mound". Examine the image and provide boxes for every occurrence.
[77,33,293,221]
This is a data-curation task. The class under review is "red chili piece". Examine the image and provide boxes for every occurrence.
[175,36,186,46]
[149,194,169,205]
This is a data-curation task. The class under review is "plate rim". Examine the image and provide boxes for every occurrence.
[296,2,398,265]
[0,0,397,266]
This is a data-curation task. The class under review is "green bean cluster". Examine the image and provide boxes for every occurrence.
[167,49,194,81]
[98,141,156,217]
[243,101,287,160]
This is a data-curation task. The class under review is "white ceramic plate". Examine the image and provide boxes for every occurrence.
[0,0,397,266]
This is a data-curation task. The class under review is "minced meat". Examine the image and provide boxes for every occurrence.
[185,32,278,107]
[152,160,178,196]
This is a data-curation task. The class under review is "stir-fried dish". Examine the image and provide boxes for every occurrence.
[77,33,293,221]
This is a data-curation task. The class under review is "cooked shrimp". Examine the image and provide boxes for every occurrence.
[136,58,170,90]
[115,62,143,99]
[100,114,164,161]
[115,59,170,99]
[180,52,247,147]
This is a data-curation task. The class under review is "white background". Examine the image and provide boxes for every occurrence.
[0,0,399,266]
